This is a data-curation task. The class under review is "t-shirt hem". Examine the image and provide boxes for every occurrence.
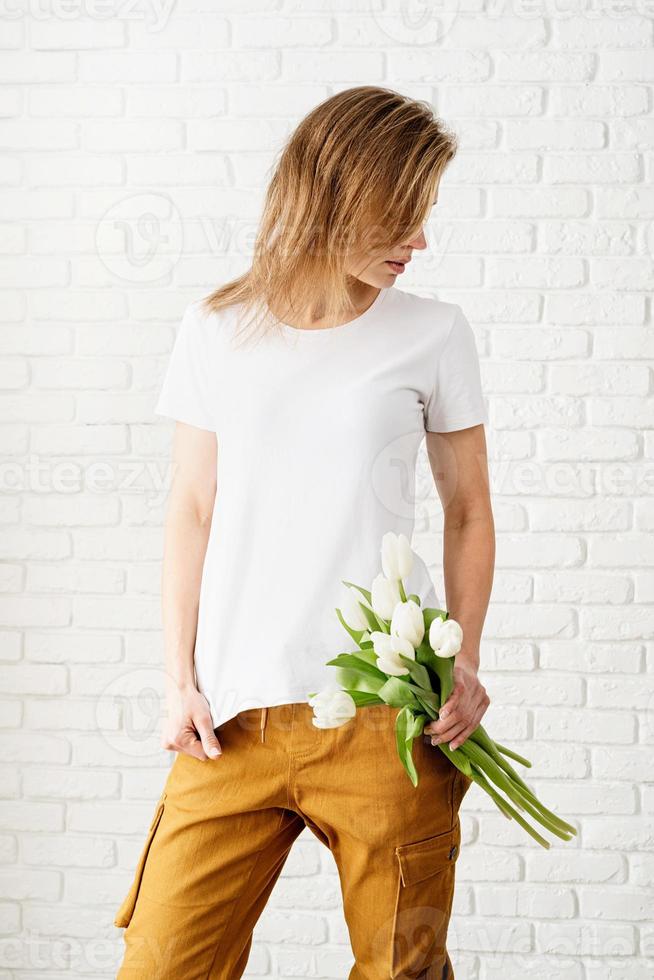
[154,405,216,432]
[424,411,488,433]
[210,688,318,729]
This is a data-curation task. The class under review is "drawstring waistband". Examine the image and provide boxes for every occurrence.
[260,707,268,743]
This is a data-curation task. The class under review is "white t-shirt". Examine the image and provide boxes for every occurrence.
[154,285,488,730]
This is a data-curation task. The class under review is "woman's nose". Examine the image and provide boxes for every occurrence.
[405,227,428,250]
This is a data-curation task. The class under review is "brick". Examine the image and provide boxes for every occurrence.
[3,13,653,973]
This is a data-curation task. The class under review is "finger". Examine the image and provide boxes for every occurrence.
[178,741,208,761]
[439,692,462,720]
[176,729,209,761]
[474,694,489,719]
[425,701,465,735]
[449,702,487,750]
[430,720,467,747]
[429,716,466,742]
[424,703,460,734]
[195,715,222,759]
[427,717,461,740]
[449,723,475,751]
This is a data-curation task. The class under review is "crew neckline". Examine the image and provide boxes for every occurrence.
[274,286,391,337]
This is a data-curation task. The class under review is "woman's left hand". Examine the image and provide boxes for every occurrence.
[423,660,490,751]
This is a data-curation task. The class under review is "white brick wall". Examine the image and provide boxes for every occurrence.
[2,2,653,977]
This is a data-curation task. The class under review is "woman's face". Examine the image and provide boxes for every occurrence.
[347,192,438,288]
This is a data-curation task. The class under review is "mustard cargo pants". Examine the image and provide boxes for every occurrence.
[114,701,471,979]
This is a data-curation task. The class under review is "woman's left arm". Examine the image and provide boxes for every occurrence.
[422,423,495,751]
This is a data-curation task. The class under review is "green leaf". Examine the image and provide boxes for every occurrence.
[341,646,380,669]
[422,608,449,637]
[377,676,422,709]
[439,658,456,709]
[418,651,454,709]
[334,666,385,695]
[341,579,372,605]
[326,651,385,675]
[395,706,419,787]
[358,646,381,667]
[357,599,390,635]
[414,642,446,692]
[409,710,428,741]
[325,653,387,688]
[396,653,431,691]
[400,677,441,706]
[335,607,368,646]
[413,690,440,717]
[348,690,385,707]
[339,580,391,634]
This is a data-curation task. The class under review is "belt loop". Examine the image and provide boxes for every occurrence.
[260,706,268,743]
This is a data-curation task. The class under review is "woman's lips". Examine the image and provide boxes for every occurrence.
[385,260,406,274]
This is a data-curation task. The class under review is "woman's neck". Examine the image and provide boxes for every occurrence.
[271,282,380,331]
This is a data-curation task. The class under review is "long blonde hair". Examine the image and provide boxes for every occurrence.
[201,85,458,346]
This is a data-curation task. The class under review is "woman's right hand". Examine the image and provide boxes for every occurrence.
[162,683,222,761]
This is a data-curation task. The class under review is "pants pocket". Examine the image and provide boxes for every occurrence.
[390,822,460,978]
[113,791,167,929]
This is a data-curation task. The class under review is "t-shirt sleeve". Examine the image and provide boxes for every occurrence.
[423,304,488,433]
[153,302,216,432]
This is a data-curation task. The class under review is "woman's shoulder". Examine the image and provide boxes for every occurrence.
[179,295,244,348]
[389,286,462,341]
[183,295,233,327]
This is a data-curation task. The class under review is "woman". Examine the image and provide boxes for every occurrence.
[114,85,494,979]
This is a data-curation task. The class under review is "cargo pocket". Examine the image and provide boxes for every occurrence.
[113,791,167,929]
[390,822,460,978]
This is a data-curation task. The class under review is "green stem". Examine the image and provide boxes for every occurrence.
[508,780,578,837]
[493,740,533,767]
[469,766,551,849]
[472,737,537,798]
[433,655,454,710]
[463,741,528,811]
[467,736,576,836]
[398,579,407,603]
[437,740,474,777]
[505,780,576,841]
[464,742,573,840]
[469,725,532,769]
[468,765,514,819]
[466,725,536,796]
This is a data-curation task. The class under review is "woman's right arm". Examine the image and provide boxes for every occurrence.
[159,421,223,761]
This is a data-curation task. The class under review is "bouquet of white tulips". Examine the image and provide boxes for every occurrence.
[308,531,577,850]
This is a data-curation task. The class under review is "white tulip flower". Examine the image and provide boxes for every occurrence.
[370,573,401,621]
[309,688,357,728]
[370,630,415,676]
[429,615,463,658]
[341,586,371,631]
[381,531,414,581]
[390,598,425,649]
